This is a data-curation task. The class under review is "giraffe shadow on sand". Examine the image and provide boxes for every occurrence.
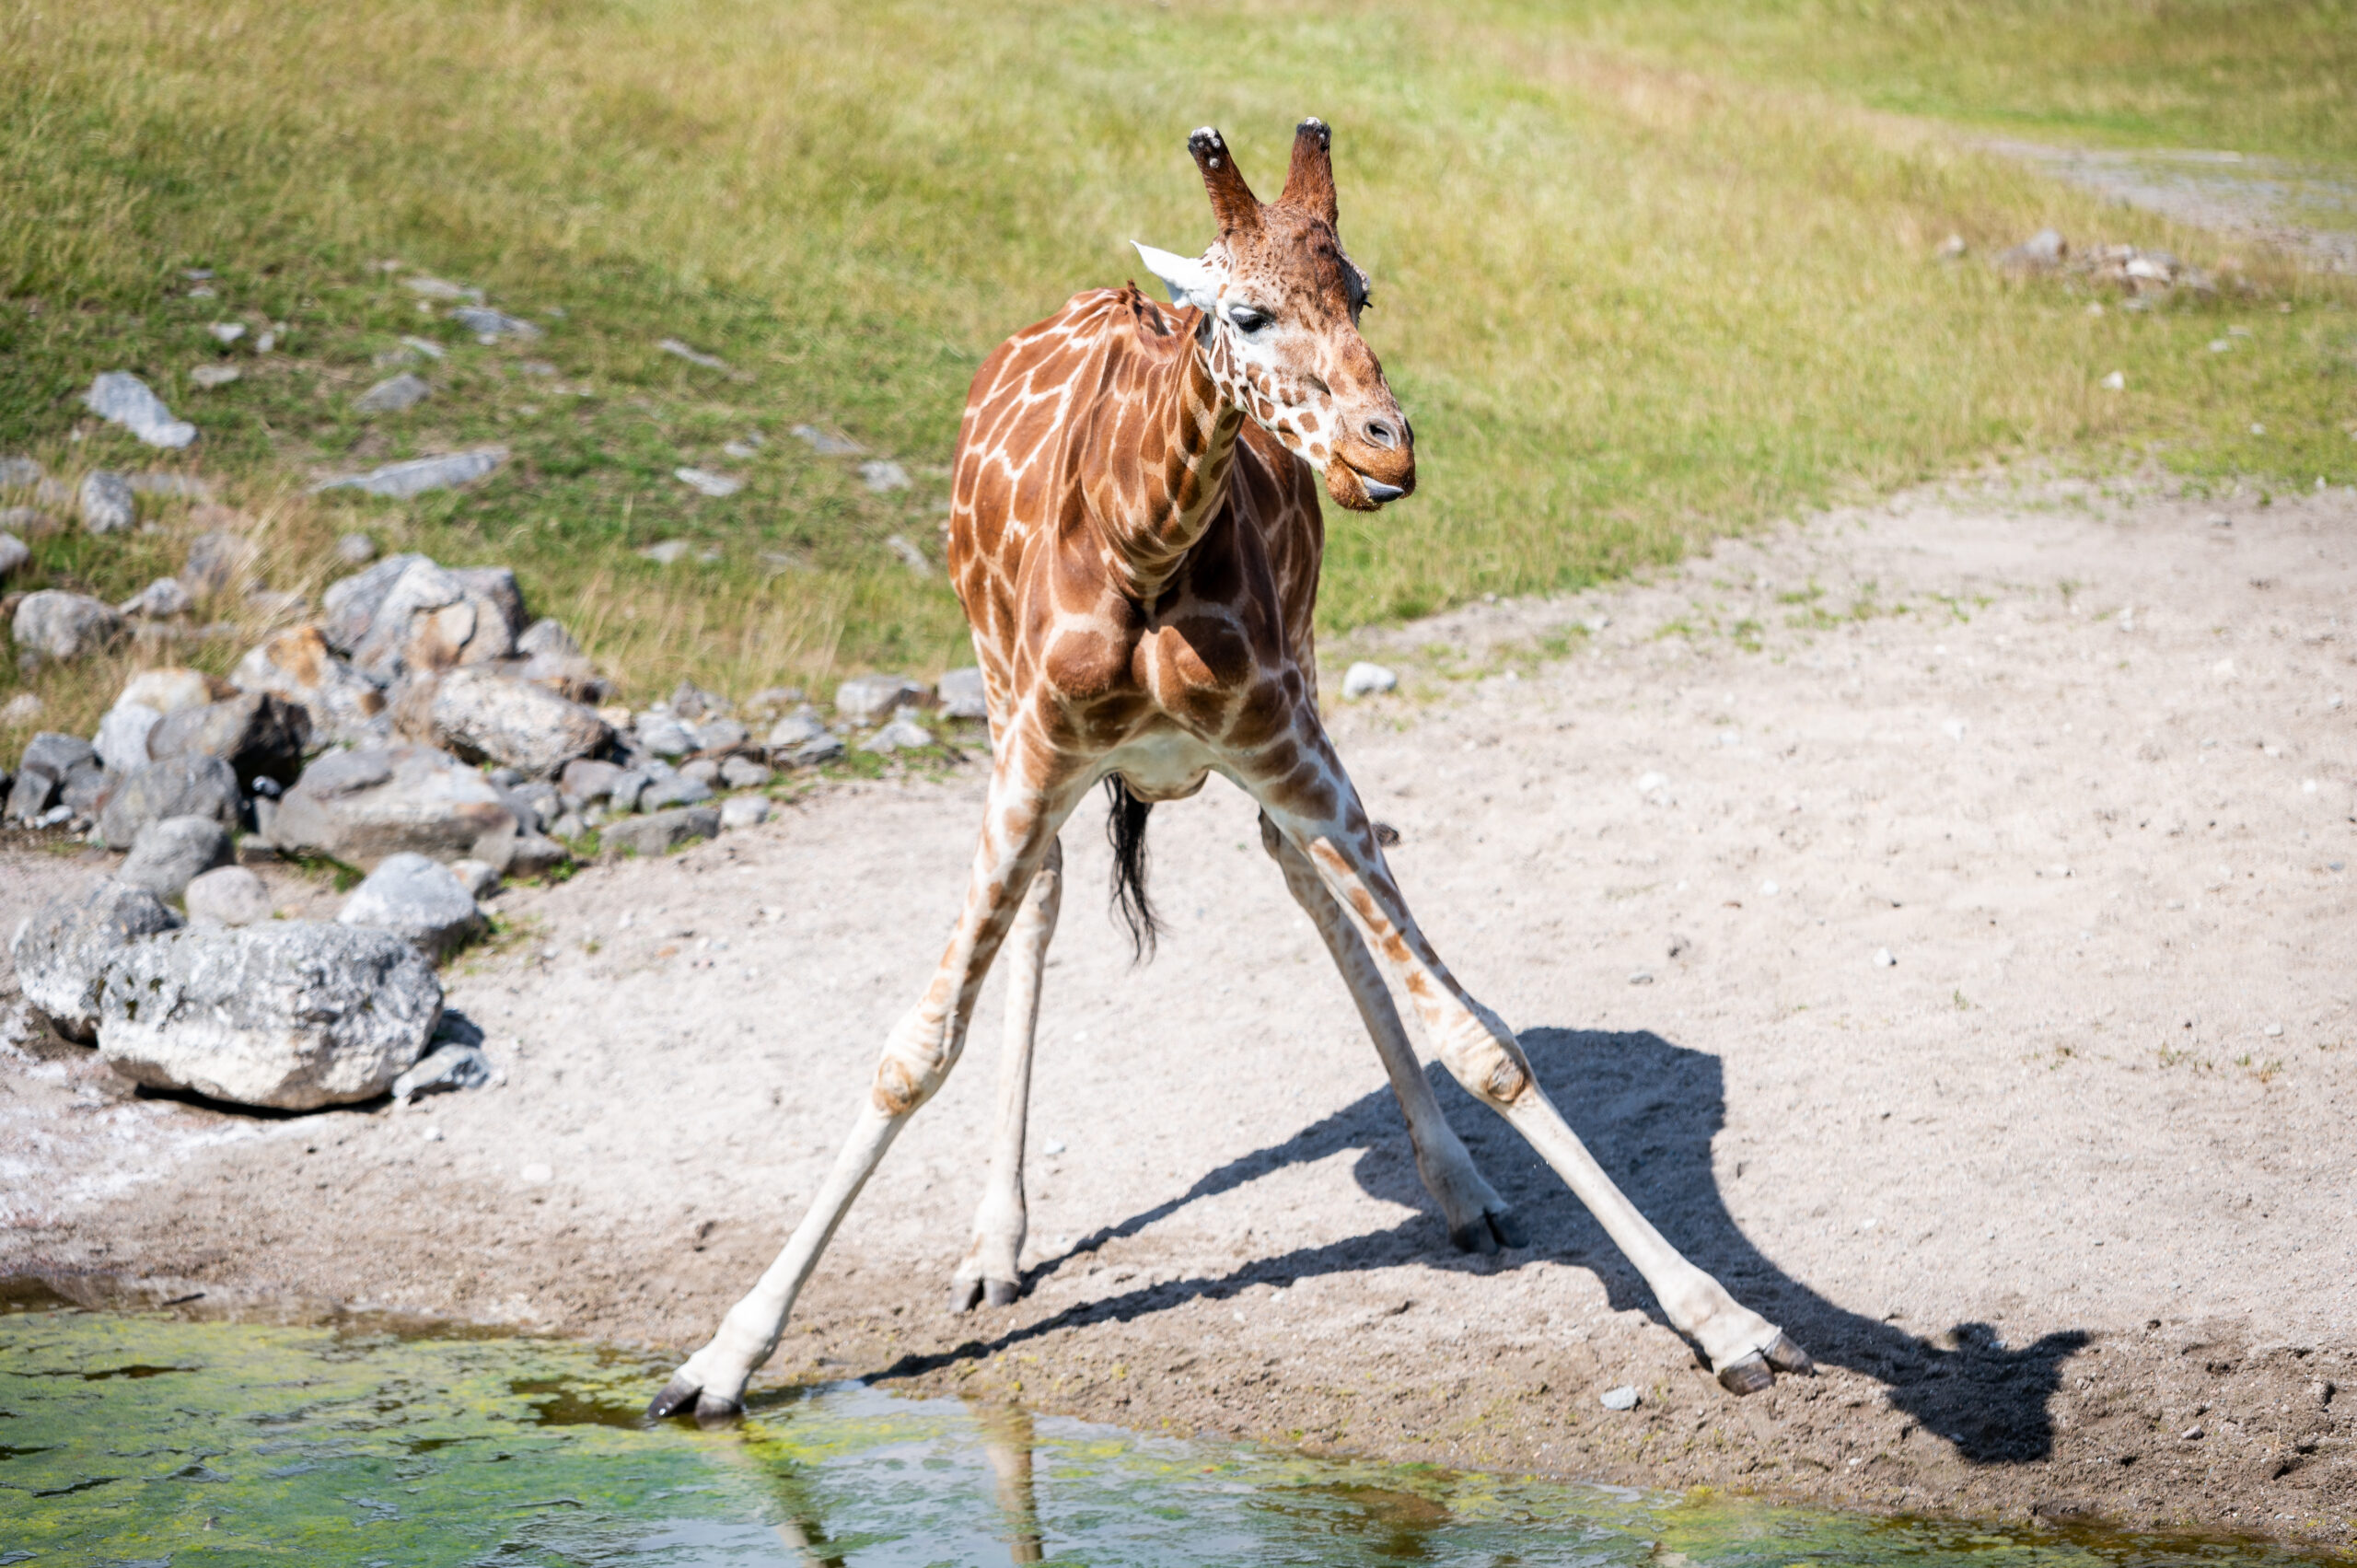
[873,1027,2087,1466]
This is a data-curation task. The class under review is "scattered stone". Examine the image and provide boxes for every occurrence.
[834,674,928,726]
[11,879,185,1040]
[313,447,507,499]
[271,743,516,868]
[231,624,390,745]
[449,306,541,341]
[119,576,194,619]
[2,691,42,726]
[323,555,525,680]
[94,701,163,774]
[1935,233,1967,259]
[765,710,844,767]
[0,533,28,579]
[190,364,241,389]
[403,276,481,302]
[1600,1385,1641,1411]
[58,757,112,818]
[0,457,40,489]
[937,666,989,720]
[505,832,568,879]
[78,470,136,534]
[339,851,483,958]
[1628,969,1654,985]
[691,717,749,753]
[15,590,128,661]
[336,531,379,565]
[85,372,197,448]
[97,922,441,1110]
[719,755,773,790]
[1341,661,1398,699]
[657,337,730,370]
[677,757,720,787]
[547,810,585,841]
[354,372,432,413]
[883,533,932,575]
[206,321,245,345]
[2100,370,2126,391]
[180,529,260,598]
[600,805,719,859]
[606,769,652,813]
[120,814,235,900]
[1996,228,2067,273]
[425,666,611,776]
[0,506,56,540]
[637,540,691,565]
[1874,947,1897,968]
[118,667,244,716]
[720,795,769,830]
[633,713,697,757]
[674,467,741,498]
[245,587,311,623]
[861,460,911,492]
[448,858,500,899]
[390,1040,497,1105]
[668,680,728,720]
[789,424,862,456]
[146,691,312,789]
[862,717,933,754]
[98,754,240,849]
[184,865,270,925]
[560,758,625,802]
[641,772,714,809]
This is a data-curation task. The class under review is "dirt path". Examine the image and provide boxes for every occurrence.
[6,472,2353,1545]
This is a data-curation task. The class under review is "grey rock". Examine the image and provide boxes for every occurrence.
[641,772,714,809]
[599,805,719,860]
[85,372,196,448]
[449,306,541,340]
[183,865,271,926]
[633,713,696,757]
[390,1040,497,1104]
[495,779,559,834]
[860,460,911,492]
[190,364,241,389]
[547,810,586,841]
[402,276,481,302]
[559,758,625,802]
[883,534,931,575]
[789,424,863,456]
[12,878,184,1040]
[338,851,482,958]
[606,768,651,813]
[834,674,928,726]
[98,754,240,849]
[0,531,27,579]
[121,815,235,900]
[354,372,432,413]
[720,795,769,830]
[127,471,211,500]
[58,758,112,819]
[271,743,515,868]
[1341,661,1398,699]
[335,531,378,565]
[518,617,582,664]
[691,717,749,753]
[95,701,162,774]
[1998,228,2068,273]
[657,337,729,370]
[146,691,312,789]
[96,922,441,1109]
[5,767,57,823]
[0,456,39,489]
[117,667,228,715]
[676,757,720,787]
[120,576,194,619]
[742,686,805,720]
[230,625,389,746]
[505,832,568,878]
[1599,1385,1641,1411]
[861,717,934,754]
[0,506,56,539]
[425,666,610,776]
[448,858,501,899]
[20,730,98,783]
[765,710,843,768]
[674,466,741,498]
[313,447,506,499]
[719,755,773,790]
[13,590,128,661]
[180,529,259,598]
[1,690,41,725]
[323,555,525,681]
[668,679,727,720]
[78,470,135,534]
[636,539,691,565]
[937,666,989,720]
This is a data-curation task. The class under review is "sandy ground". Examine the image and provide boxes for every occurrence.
[6,471,2354,1545]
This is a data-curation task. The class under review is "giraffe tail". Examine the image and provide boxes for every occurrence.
[1101,773,1158,961]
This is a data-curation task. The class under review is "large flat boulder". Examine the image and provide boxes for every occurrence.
[147,691,311,788]
[231,624,390,746]
[11,878,184,1041]
[13,590,126,662]
[97,754,239,850]
[424,666,610,776]
[97,922,441,1110]
[337,852,483,958]
[269,743,514,868]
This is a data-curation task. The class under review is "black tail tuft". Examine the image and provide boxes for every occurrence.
[1102,774,1158,961]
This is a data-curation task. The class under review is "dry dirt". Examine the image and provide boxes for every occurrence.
[6,471,2354,1548]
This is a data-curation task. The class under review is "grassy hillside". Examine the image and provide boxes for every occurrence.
[2,0,2351,740]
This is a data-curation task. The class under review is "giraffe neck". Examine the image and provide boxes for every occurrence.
[1092,319,1248,601]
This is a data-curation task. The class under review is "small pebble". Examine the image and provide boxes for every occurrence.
[1628,969,1654,985]
[1759,879,1779,897]
[422,1125,444,1143]
[1041,1138,1067,1156]
[1600,1385,1640,1411]
[520,1163,553,1184]
[1873,947,1896,968]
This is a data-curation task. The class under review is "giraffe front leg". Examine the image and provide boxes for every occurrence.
[650,764,1078,1422]
[1252,735,1811,1394]
[950,837,1062,1311]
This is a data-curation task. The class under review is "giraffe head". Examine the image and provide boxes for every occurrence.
[1133,120,1414,514]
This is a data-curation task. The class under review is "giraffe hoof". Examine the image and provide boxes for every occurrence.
[1715,1353,1775,1397]
[1485,1207,1529,1249]
[1763,1331,1816,1375]
[694,1390,745,1428]
[983,1277,1022,1307]
[949,1277,984,1314]
[1447,1217,1500,1255]
[646,1373,703,1420]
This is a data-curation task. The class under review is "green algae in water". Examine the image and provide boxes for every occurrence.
[0,1309,2328,1566]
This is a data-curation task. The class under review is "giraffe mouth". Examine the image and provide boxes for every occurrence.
[1359,478,1407,504]
[1327,456,1415,512]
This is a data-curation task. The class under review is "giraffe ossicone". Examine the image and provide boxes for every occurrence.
[648,118,1810,1426]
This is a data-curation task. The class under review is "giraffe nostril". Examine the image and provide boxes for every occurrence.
[1364,420,1398,450]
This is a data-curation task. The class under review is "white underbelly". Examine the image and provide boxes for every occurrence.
[1102,728,1220,802]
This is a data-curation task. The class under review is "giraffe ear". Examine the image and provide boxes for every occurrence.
[1132,242,1218,313]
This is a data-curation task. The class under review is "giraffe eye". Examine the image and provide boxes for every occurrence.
[1227,305,1270,333]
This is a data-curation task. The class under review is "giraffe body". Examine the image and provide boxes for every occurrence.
[652,122,1809,1423]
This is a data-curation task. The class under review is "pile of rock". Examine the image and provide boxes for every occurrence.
[1992,228,2216,299]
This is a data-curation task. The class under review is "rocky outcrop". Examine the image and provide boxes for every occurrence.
[11,879,184,1041]
[97,923,441,1109]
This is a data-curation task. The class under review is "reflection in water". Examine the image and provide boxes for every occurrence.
[0,1307,2332,1567]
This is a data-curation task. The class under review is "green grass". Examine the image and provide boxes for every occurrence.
[3,0,2352,748]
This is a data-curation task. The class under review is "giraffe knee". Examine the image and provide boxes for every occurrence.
[870,1018,959,1118]
[1438,1018,1531,1108]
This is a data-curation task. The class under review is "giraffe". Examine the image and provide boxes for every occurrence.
[650,119,1811,1422]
